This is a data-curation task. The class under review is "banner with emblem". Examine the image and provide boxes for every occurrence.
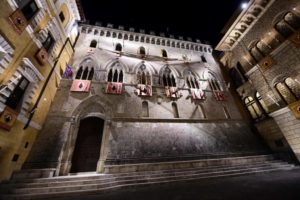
[213,90,225,101]
[137,84,152,96]
[106,82,123,94]
[0,106,18,131]
[165,86,180,98]
[8,9,28,34]
[191,88,206,100]
[70,80,91,92]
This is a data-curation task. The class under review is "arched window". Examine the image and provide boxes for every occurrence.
[201,55,207,63]
[118,33,122,39]
[285,78,300,99]
[124,34,128,40]
[275,12,300,38]
[275,82,296,105]
[185,71,199,89]
[256,92,269,113]
[75,66,83,79]
[142,101,149,117]
[6,76,30,110]
[137,65,151,85]
[172,102,179,118]
[107,62,124,83]
[161,67,176,87]
[161,49,168,58]
[139,46,146,56]
[209,77,222,91]
[87,68,94,80]
[244,96,262,119]
[90,40,97,48]
[115,43,122,52]
[223,106,231,119]
[81,68,89,79]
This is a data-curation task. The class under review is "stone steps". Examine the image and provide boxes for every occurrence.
[0,155,297,200]
[3,161,288,189]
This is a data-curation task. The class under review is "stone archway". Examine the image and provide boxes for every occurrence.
[58,96,113,176]
[70,117,104,173]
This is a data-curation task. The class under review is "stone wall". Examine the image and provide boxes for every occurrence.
[270,107,300,161]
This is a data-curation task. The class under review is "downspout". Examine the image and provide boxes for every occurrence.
[24,33,79,129]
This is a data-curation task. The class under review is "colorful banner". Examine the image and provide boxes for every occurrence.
[106,82,123,94]
[191,88,206,100]
[165,86,180,98]
[64,64,73,79]
[70,80,91,92]
[0,106,18,131]
[137,84,152,96]
[213,90,225,101]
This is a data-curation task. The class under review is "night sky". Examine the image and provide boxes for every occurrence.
[80,0,246,47]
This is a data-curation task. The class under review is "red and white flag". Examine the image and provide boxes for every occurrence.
[106,82,123,94]
[137,84,152,96]
[165,86,179,98]
[70,80,91,92]
[214,90,225,101]
[191,88,206,100]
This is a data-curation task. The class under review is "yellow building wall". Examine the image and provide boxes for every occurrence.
[0,0,75,181]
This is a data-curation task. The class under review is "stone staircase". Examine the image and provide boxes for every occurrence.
[0,154,297,200]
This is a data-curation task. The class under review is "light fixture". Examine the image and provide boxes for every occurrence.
[241,2,248,9]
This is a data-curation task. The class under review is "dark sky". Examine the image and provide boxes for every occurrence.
[80,0,245,47]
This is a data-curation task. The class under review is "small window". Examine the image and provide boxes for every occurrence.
[115,43,122,52]
[42,33,55,52]
[18,0,39,21]
[201,56,207,63]
[244,96,262,119]
[139,46,146,56]
[24,142,29,148]
[90,40,97,48]
[142,101,149,117]
[59,12,65,23]
[6,76,29,110]
[172,102,179,118]
[161,49,168,58]
[12,154,19,162]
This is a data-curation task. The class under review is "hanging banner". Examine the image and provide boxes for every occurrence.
[0,106,18,131]
[70,80,91,92]
[137,84,152,96]
[8,9,28,34]
[64,64,73,79]
[213,90,225,101]
[190,88,206,100]
[106,82,123,94]
[165,86,180,98]
[35,48,49,65]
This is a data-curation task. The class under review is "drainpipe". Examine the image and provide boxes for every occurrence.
[24,33,79,129]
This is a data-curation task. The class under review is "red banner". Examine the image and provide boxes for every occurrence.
[214,90,225,101]
[8,9,28,34]
[106,82,122,94]
[165,87,180,98]
[137,84,152,96]
[70,80,91,92]
[191,88,206,100]
[0,106,18,131]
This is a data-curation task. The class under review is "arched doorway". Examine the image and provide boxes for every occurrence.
[70,117,104,173]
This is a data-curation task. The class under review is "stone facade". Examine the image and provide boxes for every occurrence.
[216,0,300,160]
[23,22,269,176]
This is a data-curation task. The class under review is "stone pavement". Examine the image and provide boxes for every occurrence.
[65,168,300,200]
